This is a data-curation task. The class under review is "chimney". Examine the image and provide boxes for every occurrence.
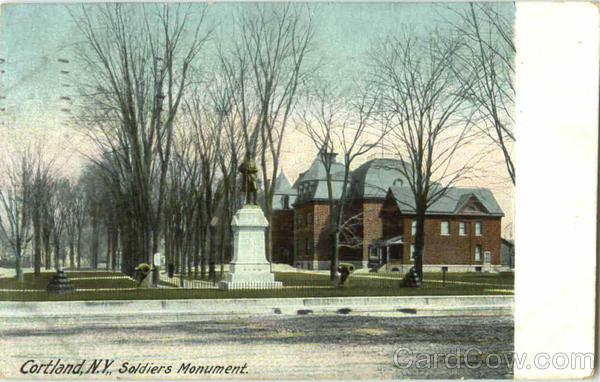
[318,146,338,165]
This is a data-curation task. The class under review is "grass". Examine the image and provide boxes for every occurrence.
[0,271,136,291]
[0,270,513,302]
[364,271,514,286]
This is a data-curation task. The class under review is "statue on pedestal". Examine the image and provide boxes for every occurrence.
[239,152,258,205]
[218,152,282,290]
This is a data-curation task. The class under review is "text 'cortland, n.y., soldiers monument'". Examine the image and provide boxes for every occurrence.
[218,153,282,290]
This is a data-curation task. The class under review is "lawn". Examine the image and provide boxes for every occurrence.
[0,271,137,291]
[0,270,512,301]
[364,271,514,286]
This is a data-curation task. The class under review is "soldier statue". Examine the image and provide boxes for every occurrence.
[239,151,258,205]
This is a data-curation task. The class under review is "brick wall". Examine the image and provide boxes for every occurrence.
[285,196,502,269]
[361,201,385,262]
[395,215,502,266]
[293,202,333,264]
[271,209,294,264]
[312,203,332,263]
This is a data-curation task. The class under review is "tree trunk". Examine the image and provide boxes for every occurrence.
[331,230,340,281]
[15,241,23,281]
[106,230,111,270]
[33,210,41,277]
[76,229,82,269]
[200,227,208,279]
[54,239,60,271]
[91,215,99,269]
[112,229,119,271]
[43,224,51,270]
[413,212,426,282]
[69,241,75,269]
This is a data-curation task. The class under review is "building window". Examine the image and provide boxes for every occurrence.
[475,245,482,261]
[410,245,423,261]
[305,238,312,257]
[296,214,302,228]
[441,221,449,235]
[411,220,416,236]
[369,246,378,260]
[283,195,289,209]
[306,212,313,226]
[475,222,482,236]
[459,222,466,236]
[296,239,302,258]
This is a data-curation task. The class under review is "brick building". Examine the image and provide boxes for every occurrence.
[270,172,296,265]
[288,153,346,270]
[377,187,504,272]
[270,153,505,272]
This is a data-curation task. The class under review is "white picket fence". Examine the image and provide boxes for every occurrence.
[160,275,218,289]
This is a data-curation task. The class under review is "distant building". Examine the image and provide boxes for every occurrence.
[501,238,515,270]
[270,172,297,265]
[270,152,506,272]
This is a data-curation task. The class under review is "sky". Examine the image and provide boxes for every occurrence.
[0,2,515,236]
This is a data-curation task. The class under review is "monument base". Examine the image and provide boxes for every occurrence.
[218,205,283,290]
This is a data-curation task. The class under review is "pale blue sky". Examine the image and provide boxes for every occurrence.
[0,2,514,121]
[0,2,515,235]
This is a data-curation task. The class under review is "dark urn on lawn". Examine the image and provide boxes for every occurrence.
[135,263,152,288]
[46,269,75,294]
[402,267,422,287]
[337,262,356,287]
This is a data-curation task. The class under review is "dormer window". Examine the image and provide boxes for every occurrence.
[393,178,403,186]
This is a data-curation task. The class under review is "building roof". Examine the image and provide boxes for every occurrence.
[293,154,347,204]
[388,186,504,217]
[273,171,297,196]
[351,158,410,199]
[293,155,345,187]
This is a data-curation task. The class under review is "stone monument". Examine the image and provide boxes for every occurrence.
[218,153,282,290]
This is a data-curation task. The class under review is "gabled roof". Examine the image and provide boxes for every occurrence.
[387,186,504,217]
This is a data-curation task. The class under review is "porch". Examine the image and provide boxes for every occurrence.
[368,235,407,272]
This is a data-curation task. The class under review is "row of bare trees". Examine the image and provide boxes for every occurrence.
[0,148,117,279]
[66,3,319,277]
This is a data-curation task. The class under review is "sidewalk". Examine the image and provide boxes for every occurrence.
[0,295,513,320]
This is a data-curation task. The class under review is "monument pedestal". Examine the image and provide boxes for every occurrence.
[218,205,282,290]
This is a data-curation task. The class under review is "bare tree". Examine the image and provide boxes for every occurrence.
[184,88,224,280]
[0,152,34,280]
[450,3,515,184]
[48,178,72,270]
[369,32,479,282]
[62,180,87,269]
[28,150,54,276]
[72,3,211,274]
[226,4,317,260]
[298,82,383,280]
